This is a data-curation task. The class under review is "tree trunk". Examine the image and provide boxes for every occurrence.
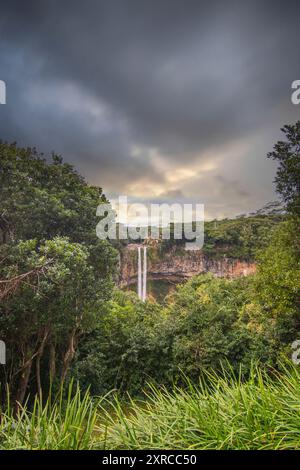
[60,329,77,385]
[49,343,56,384]
[35,328,49,398]
[36,354,42,398]
[14,359,32,415]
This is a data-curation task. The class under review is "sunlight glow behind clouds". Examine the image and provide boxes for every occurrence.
[1,1,299,219]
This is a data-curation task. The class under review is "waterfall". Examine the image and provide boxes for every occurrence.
[142,246,147,301]
[137,246,142,299]
[137,245,147,301]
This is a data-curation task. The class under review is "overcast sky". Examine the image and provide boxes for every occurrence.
[1,0,300,219]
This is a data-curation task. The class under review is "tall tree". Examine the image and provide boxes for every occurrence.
[0,141,107,243]
[268,122,300,216]
[0,142,118,407]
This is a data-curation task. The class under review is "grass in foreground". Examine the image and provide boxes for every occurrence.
[0,382,101,450]
[1,365,300,449]
[100,365,300,450]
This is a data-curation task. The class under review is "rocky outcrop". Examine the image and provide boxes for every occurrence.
[119,244,256,287]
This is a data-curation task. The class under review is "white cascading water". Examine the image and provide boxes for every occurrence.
[137,245,147,301]
[137,246,142,299]
[142,246,147,301]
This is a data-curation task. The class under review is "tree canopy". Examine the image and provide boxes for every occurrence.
[268,122,300,216]
[0,142,118,408]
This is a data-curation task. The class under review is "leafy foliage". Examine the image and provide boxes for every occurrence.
[158,209,284,261]
[0,142,118,407]
[268,122,300,216]
[1,118,299,449]
[74,217,299,396]
[0,141,107,243]
[203,213,283,260]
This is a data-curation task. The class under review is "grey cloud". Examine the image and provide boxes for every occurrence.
[0,0,300,217]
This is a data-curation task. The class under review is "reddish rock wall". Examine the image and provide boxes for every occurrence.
[119,244,256,287]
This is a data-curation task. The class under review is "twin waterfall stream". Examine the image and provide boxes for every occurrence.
[137,246,147,301]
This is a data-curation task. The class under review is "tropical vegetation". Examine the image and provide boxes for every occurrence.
[0,121,299,449]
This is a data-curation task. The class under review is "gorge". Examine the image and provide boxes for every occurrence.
[119,243,257,297]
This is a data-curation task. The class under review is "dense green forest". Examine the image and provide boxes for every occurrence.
[120,204,284,261]
[0,122,299,449]
[156,208,284,260]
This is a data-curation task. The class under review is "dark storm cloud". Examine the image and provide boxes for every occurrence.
[1,0,300,216]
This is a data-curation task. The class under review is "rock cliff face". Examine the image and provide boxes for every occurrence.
[119,244,256,287]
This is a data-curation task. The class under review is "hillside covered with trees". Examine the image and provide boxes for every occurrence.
[0,122,299,449]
